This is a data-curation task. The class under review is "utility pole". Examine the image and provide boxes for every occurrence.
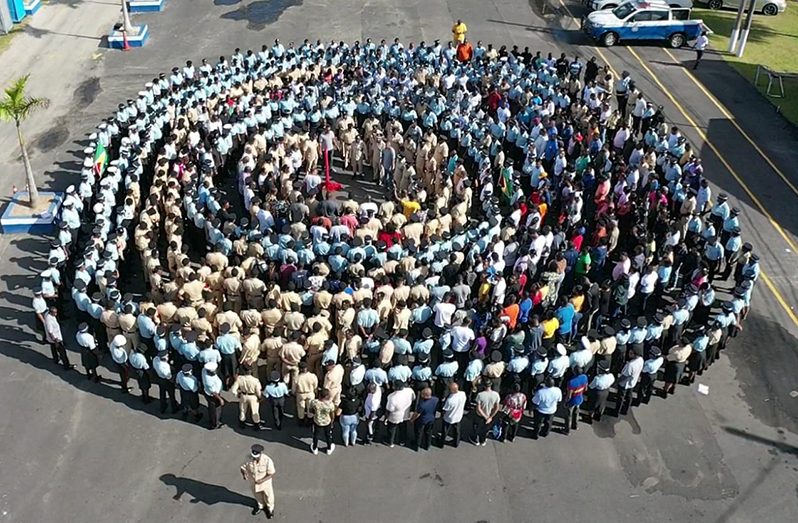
[727,0,747,53]
[121,0,133,33]
[736,0,757,57]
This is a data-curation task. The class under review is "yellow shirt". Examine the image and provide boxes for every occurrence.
[452,22,467,43]
[542,318,560,339]
[400,199,420,219]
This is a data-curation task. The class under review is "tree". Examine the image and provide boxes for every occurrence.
[0,75,50,207]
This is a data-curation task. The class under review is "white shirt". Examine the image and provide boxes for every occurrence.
[44,313,62,343]
[442,390,467,424]
[695,35,709,51]
[619,357,644,389]
[450,326,475,352]
[385,388,415,423]
[639,272,658,294]
[433,302,456,328]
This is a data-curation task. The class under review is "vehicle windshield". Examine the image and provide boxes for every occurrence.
[612,3,637,18]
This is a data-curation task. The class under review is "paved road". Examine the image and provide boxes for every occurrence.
[0,1,797,522]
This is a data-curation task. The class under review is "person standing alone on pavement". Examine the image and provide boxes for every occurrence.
[692,31,709,70]
[241,444,276,519]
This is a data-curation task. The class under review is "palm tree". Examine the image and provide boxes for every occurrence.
[0,75,50,207]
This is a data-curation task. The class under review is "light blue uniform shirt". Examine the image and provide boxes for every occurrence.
[215,334,241,355]
[507,356,529,374]
[350,365,365,386]
[464,359,484,381]
[203,371,223,395]
[387,365,412,383]
[177,373,199,392]
[129,352,149,370]
[435,361,459,378]
[364,367,388,386]
[153,356,172,379]
[642,357,664,374]
[137,315,157,339]
[264,381,289,399]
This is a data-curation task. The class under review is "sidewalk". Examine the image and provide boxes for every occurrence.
[0,0,120,198]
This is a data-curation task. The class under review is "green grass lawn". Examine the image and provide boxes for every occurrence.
[694,3,798,125]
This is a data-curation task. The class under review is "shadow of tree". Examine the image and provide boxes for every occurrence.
[220,0,303,31]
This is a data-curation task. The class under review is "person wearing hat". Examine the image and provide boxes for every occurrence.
[548,343,570,386]
[616,347,644,416]
[153,349,179,414]
[483,350,506,393]
[230,364,263,429]
[411,352,433,389]
[129,345,152,404]
[663,338,693,397]
[32,288,48,343]
[293,361,318,427]
[75,322,101,382]
[202,361,225,430]
[637,346,664,404]
[109,334,130,392]
[703,235,724,282]
[177,363,203,423]
[322,358,345,407]
[240,444,277,518]
[588,360,615,421]
[215,322,242,389]
[262,371,289,431]
[434,348,459,400]
[709,193,729,231]
[528,345,549,396]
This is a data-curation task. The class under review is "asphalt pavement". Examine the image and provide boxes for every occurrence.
[0,1,797,522]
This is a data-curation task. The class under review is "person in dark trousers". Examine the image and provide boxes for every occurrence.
[411,386,439,451]
[564,367,588,434]
[692,31,709,70]
[472,381,501,445]
[531,376,562,439]
[589,360,615,421]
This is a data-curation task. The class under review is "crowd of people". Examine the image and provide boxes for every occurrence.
[33,37,761,454]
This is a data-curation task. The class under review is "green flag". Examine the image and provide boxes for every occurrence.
[93,141,108,176]
[499,166,513,202]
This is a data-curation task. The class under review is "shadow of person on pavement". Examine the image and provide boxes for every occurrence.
[159,473,253,506]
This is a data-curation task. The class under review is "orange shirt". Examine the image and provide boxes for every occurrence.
[503,304,520,330]
[456,42,473,62]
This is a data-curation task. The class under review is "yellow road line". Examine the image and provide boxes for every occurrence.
[761,272,798,326]
[625,45,798,325]
[662,48,798,199]
[625,46,798,253]
[549,3,797,326]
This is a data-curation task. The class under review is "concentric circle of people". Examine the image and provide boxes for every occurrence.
[47,38,760,445]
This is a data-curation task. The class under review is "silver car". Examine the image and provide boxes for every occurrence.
[698,0,786,16]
